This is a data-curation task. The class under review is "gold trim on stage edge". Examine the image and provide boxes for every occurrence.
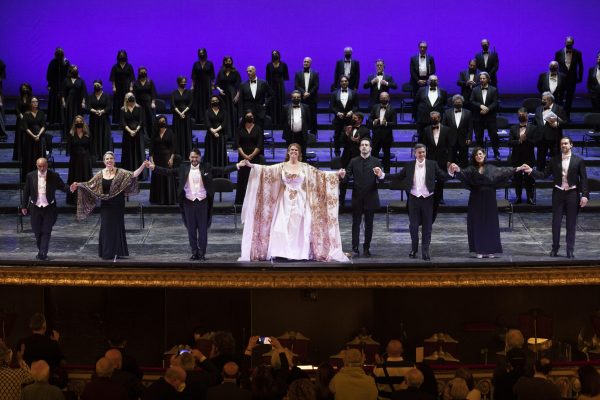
[1,264,600,288]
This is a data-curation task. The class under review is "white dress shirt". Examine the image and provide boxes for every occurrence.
[184,165,207,201]
[427,87,438,106]
[340,90,349,108]
[291,106,302,132]
[304,72,310,91]
[379,106,387,123]
[596,67,600,83]
[565,50,572,70]
[250,79,257,98]
[344,60,351,77]
[36,172,49,207]
[454,109,462,127]
[549,74,558,94]
[410,160,432,198]
[481,86,488,103]
[557,152,576,191]
[418,56,427,76]
[483,52,489,67]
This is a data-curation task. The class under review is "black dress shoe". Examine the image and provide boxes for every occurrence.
[38,254,48,261]
[352,249,360,258]
[567,250,575,259]
[409,251,417,259]
[527,198,536,205]
[422,251,430,261]
[549,249,558,257]
[198,255,206,261]
[190,254,199,260]
[514,198,522,204]
[363,249,371,257]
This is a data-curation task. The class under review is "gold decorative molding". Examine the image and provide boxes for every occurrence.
[1,263,600,288]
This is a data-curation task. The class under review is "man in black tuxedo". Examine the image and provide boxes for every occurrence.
[282,90,310,158]
[587,52,600,112]
[529,136,588,258]
[442,94,473,168]
[239,65,272,127]
[457,59,478,112]
[509,108,538,205]
[150,149,241,260]
[368,92,396,173]
[388,143,451,260]
[409,41,436,96]
[339,112,370,206]
[330,75,359,157]
[294,57,319,135]
[339,138,384,258]
[423,111,451,210]
[537,61,566,104]
[554,36,584,119]
[534,92,567,170]
[332,47,360,91]
[21,157,67,260]
[415,75,447,143]
[363,59,397,107]
[475,39,499,88]
[470,72,500,160]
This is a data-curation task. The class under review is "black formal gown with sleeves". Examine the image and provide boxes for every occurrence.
[46,57,70,124]
[110,63,134,123]
[266,62,289,126]
[149,128,177,205]
[171,89,194,158]
[66,134,92,205]
[99,177,128,260]
[120,106,148,181]
[133,79,157,142]
[204,108,228,168]
[191,60,215,121]
[21,110,46,182]
[235,125,264,205]
[62,77,87,142]
[88,92,113,160]
[215,69,241,140]
[12,98,30,161]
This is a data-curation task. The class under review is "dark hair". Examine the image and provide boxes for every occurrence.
[414,143,426,151]
[579,365,600,396]
[210,95,221,106]
[30,313,46,331]
[360,137,372,146]
[339,75,349,82]
[315,362,335,399]
[251,365,275,399]
[561,135,573,145]
[222,56,236,71]
[190,148,202,157]
[535,358,553,375]
[285,143,303,162]
[287,378,316,400]
[93,79,103,86]
[117,49,128,61]
[517,107,528,114]
[212,331,235,356]
[291,90,301,96]
[470,147,486,167]
[198,48,207,57]
[354,112,364,122]
[176,75,186,85]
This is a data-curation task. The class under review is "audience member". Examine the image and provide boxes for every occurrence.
[315,362,335,400]
[577,365,600,400]
[143,366,187,400]
[445,377,469,400]
[415,363,439,400]
[329,348,378,400]
[288,378,317,400]
[206,361,252,400]
[390,368,433,400]
[20,360,64,400]
[0,340,33,400]
[81,357,129,400]
[513,357,561,400]
[373,339,413,398]
[453,369,480,400]
[493,348,528,400]
[104,348,146,400]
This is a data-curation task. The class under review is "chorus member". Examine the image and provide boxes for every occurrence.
[368,92,396,173]
[235,110,264,205]
[45,47,70,125]
[294,57,319,135]
[363,59,397,107]
[149,115,176,205]
[133,66,157,143]
[457,59,478,111]
[87,80,113,160]
[21,158,67,260]
[266,50,289,126]
[21,98,47,182]
[451,149,528,258]
[534,92,566,171]
[191,48,215,123]
[12,83,33,161]
[110,50,134,124]
[587,52,600,112]
[66,115,92,205]
[537,61,566,104]
[282,90,310,158]
[442,94,473,168]
[529,137,588,259]
[388,143,451,260]
[423,111,451,210]
[239,144,348,262]
[71,152,147,260]
[171,75,193,158]
[239,65,272,128]
[554,36,584,119]
[204,96,228,169]
[339,138,384,258]
[341,112,370,168]
[215,56,241,140]
[332,47,360,91]
[470,72,500,160]
[475,39,499,88]
[415,75,447,143]
[509,108,537,205]
[61,65,87,144]
[410,41,436,99]
[0,59,5,142]
[120,93,148,181]
[330,76,359,157]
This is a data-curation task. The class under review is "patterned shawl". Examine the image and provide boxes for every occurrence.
[239,163,348,262]
[76,169,139,220]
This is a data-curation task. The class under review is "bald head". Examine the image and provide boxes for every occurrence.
[386,340,404,357]
[31,360,50,382]
[165,366,186,389]
[343,348,363,367]
[96,357,115,378]
[406,368,424,388]
[36,158,48,174]
[105,348,123,369]
[223,361,240,380]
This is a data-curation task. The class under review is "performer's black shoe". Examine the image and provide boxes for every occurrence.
[38,254,48,261]
[439,199,445,205]
[198,254,206,261]
[363,249,371,258]
[190,254,199,260]
[527,198,536,205]
[567,250,575,259]
[422,251,430,261]
[409,251,417,259]
[352,248,360,258]
[514,198,522,204]
[549,249,558,257]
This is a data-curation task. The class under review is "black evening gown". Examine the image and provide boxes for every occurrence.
[99,178,128,260]
[150,128,177,205]
[204,108,228,168]
[109,63,135,123]
[215,69,241,140]
[12,98,30,161]
[120,106,148,181]
[62,77,87,140]
[191,60,215,122]
[87,92,113,160]
[456,164,515,255]
[66,134,92,205]
[171,89,193,158]
[133,79,157,142]
[266,62,289,126]
[46,58,70,124]
[21,111,46,182]
[235,125,264,205]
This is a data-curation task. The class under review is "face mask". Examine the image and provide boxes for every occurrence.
[179,84,186,89]
[566,44,573,49]
[127,96,135,103]
[139,72,147,78]
[381,100,389,105]
[245,116,254,123]
[72,71,79,77]
[211,102,219,107]
[345,54,351,60]
[225,63,232,68]
[94,85,102,92]
[454,103,462,109]
[292,98,300,105]
[119,57,127,62]
[75,122,84,128]
[199,54,207,60]
[519,116,528,122]
[158,121,166,128]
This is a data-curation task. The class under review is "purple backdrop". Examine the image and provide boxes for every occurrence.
[1,0,598,96]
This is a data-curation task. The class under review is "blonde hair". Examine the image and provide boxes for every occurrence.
[69,115,90,137]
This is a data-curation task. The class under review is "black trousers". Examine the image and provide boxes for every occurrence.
[183,198,209,256]
[537,138,559,170]
[303,100,318,134]
[514,171,535,199]
[408,194,434,253]
[552,188,579,252]
[372,132,393,173]
[332,119,350,154]
[474,118,498,153]
[452,143,470,168]
[563,82,576,116]
[352,205,375,251]
[29,204,58,256]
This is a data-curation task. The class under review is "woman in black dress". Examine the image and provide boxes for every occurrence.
[62,65,87,145]
[204,95,228,170]
[21,97,46,182]
[171,76,193,159]
[66,115,92,205]
[191,48,215,123]
[110,50,134,124]
[88,80,113,160]
[235,110,264,205]
[120,93,148,181]
[215,56,241,141]
[132,66,157,144]
[149,115,176,205]
[453,147,528,258]
[266,50,289,127]
[46,47,70,125]
[12,83,32,161]
[71,151,148,260]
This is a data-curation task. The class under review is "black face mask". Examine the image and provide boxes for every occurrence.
[94,86,102,92]
[245,116,254,123]
[225,63,232,68]
[158,122,167,128]
[127,96,135,103]
[22,89,30,94]
[345,54,351,60]
[550,67,558,73]
[566,44,573,49]
[71,71,79,78]
[139,72,147,78]
[454,103,462,109]
[118,57,127,62]
[199,54,207,60]
[519,116,528,122]
[292,99,300,105]
[211,102,219,107]
[179,84,186,89]
[381,100,389,105]
[75,122,84,128]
